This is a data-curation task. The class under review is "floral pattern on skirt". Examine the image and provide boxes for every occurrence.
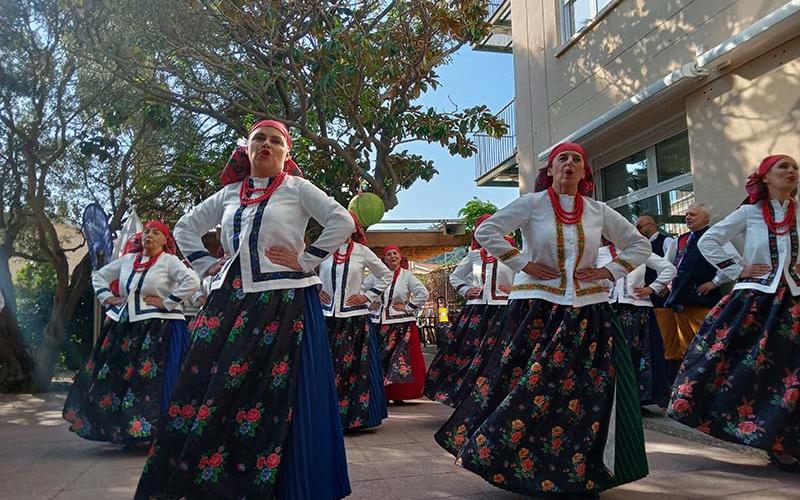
[63,316,186,444]
[327,315,380,430]
[668,286,800,454]
[424,304,505,407]
[614,304,667,405]
[435,299,648,496]
[134,259,350,499]
[380,322,415,384]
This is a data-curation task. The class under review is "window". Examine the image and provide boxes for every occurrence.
[562,0,614,40]
[600,131,693,236]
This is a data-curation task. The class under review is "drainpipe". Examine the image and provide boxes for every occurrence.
[537,0,800,162]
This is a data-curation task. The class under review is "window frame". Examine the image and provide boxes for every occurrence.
[557,0,622,54]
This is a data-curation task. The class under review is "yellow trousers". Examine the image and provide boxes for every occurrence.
[655,307,710,360]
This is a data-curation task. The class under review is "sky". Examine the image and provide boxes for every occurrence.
[381,46,518,222]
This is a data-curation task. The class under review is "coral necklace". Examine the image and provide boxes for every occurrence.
[133,251,163,272]
[547,187,584,224]
[333,241,355,264]
[762,199,797,235]
[239,172,287,206]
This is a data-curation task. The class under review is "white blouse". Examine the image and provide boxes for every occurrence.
[596,246,676,307]
[93,253,200,322]
[174,175,354,293]
[475,191,651,307]
[319,242,393,318]
[372,268,429,324]
[450,250,515,305]
[698,199,800,295]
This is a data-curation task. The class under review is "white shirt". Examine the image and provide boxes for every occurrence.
[374,268,430,324]
[449,249,515,305]
[93,253,200,322]
[319,242,393,318]
[174,175,354,293]
[475,191,651,307]
[650,232,676,257]
[699,199,800,295]
[596,246,676,307]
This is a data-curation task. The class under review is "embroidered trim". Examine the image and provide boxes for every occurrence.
[369,287,382,296]
[789,223,800,284]
[512,283,564,294]
[738,211,778,285]
[95,287,111,297]
[716,258,735,270]
[186,250,211,263]
[499,248,520,261]
[610,257,635,273]
[576,285,607,297]
[167,294,183,303]
[407,303,419,310]
[456,284,467,292]
[338,256,368,313]
[306,245,329,258]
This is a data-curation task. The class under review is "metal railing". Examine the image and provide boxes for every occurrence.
[487,0,504,19]
[474,98,516,180]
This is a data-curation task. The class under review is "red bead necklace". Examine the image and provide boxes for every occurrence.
[480,248,496,263]
[239,172,287,206]
[547,187,584,225]
[333,241,355,264]
[133,251,163,272]
[762,199,797,235]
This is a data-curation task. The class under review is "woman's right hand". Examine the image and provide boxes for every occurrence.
[206,258,228,278]
[103,297,125,306]
[740,263,771,279]
[521,262,560,280]
[319,291,332,305]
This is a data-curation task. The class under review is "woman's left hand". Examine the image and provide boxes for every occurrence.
[498,285,512,294]
[143,295,165,309]
[574,267,613,282]
[265,247,301,270]
[345,294,369,306]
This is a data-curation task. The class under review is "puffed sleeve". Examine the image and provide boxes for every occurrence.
[405,272,429,313]
[697,206,748,283]
[449,254,474,297]
[296,179,355,272]
[93,257,127,304]
[162,256,202,312]
[601,204,652,280]
[475,194,533,273]
[644,253,677,294]
[361,246,393,303]
[174,188,227,278]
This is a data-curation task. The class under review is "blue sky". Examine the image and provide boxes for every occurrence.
[385,46,518,221]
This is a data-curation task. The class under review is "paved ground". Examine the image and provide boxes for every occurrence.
[1,391,799,499]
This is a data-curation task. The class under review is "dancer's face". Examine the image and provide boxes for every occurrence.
[384,249,401,269]
[763,156,799,196]
[548,150,585,193]
[142,227,167,255]
[248,126,289,177]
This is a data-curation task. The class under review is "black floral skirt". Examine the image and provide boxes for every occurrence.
[134,260,350,500]
[668,287,800,454]
[435,299,648,496]
[326,315,387,430]
[380,321,426,400]
[63,315,189,444]
[613,304,667,406]
[424,304,506,407]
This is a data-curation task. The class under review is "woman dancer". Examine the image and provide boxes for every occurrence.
[597,240,676,407]
[135,119,353,499]
[435,142,651,498]
[668,154,800,472]
[424,214,515,407]
[63,221,199,445]
[319,216,393,430]
[377,245,429,403]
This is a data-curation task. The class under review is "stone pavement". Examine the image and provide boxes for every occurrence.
[1,392,799,499]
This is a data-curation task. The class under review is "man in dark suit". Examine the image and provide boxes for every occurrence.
[663,204,735,381]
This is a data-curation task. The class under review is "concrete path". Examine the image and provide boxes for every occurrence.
[1,392,799,499]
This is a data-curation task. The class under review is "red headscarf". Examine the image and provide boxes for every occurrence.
[534,142,595,196]
[471,214,493,249]
[143,220,177,254]
[220,119,303,186]
[743,154,795,205]
[383,245,409,269]
[349,211,367,245]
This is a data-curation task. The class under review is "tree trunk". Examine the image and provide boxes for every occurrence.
[0,247,35,392]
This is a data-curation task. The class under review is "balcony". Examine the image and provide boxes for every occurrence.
[474,0,512,53]
[474,98,518,187]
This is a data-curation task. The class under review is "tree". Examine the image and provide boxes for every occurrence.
[73,0,508,208]
[458,197,497,230]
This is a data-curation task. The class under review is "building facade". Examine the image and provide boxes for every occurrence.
[477,0,800,229]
